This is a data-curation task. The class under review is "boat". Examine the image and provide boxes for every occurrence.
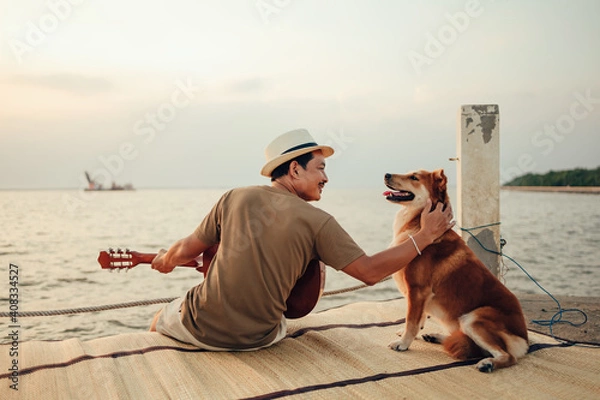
[84,171,134,191]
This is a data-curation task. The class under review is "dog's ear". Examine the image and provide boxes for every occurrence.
[432,169,448,208]
[433,169,447,190]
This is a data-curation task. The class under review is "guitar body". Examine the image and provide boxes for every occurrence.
[98,245,325,319]
[285,259,326,319]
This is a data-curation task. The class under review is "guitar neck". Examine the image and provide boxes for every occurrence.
[133,252,199,267]
[98,246,322,319]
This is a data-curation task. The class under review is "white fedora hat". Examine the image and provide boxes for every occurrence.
[260,129,334,177]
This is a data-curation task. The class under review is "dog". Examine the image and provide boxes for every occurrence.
[384,169,528,373]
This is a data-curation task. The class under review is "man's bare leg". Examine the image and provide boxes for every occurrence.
[149,309,162,332]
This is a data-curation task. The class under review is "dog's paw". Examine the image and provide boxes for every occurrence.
[476,359,494,373]
[422,334,443,344]
[388,339,410,352]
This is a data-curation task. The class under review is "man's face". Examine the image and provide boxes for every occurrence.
[294,151,328,201]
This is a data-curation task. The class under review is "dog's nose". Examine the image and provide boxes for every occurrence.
[385,173,391,180]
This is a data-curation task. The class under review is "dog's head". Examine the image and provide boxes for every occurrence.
[383,169,448,211]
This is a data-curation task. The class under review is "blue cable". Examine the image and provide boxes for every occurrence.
[459,223,597,348]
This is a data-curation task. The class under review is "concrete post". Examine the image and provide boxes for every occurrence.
[456,104,501,277]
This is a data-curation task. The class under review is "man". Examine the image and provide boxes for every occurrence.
[150,128,454,350]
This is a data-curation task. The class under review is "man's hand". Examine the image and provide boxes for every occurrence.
[150,234,211,274]
[151,249,176,274]
[419,199,455,244]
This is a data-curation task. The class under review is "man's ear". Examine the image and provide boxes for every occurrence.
[289,161,300,178]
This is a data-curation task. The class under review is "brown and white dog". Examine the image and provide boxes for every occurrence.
[384,169,528,372]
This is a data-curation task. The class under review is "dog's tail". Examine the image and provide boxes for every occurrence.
[443,331,485,360]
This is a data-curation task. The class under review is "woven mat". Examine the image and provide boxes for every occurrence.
[1,299,598,399]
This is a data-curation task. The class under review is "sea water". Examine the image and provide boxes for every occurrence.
[0,188,598,343]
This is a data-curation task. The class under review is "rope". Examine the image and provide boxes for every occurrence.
[460,223,595,348]
[460,222,508,282]
[323,276,392,296]
[0,279,386,318]
[0,298,178,318]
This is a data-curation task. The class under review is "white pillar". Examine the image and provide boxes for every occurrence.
[456,105,501,277]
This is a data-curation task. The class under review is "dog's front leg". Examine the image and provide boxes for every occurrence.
[389,290,427,352]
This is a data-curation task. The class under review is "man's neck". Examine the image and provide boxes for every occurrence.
[272,179,300,198]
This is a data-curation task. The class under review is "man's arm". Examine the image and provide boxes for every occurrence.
[151,233,212,274]
[342,200,453,285]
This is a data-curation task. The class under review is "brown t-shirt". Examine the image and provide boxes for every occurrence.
[181,185,365,349]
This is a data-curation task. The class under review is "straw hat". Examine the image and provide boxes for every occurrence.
[260,129,335,177]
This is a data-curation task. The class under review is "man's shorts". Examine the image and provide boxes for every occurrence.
[154,296,287,351]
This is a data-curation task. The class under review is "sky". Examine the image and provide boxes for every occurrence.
[0,0,599,189]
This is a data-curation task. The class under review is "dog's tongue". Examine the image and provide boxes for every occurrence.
[384,190,412,198]
[384,190,405,197]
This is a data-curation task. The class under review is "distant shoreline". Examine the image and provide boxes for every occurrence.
[502,186,600,194]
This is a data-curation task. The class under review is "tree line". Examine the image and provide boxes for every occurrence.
[504,166,600,187]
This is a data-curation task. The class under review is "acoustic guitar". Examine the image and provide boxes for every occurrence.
[97,245,325,319]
